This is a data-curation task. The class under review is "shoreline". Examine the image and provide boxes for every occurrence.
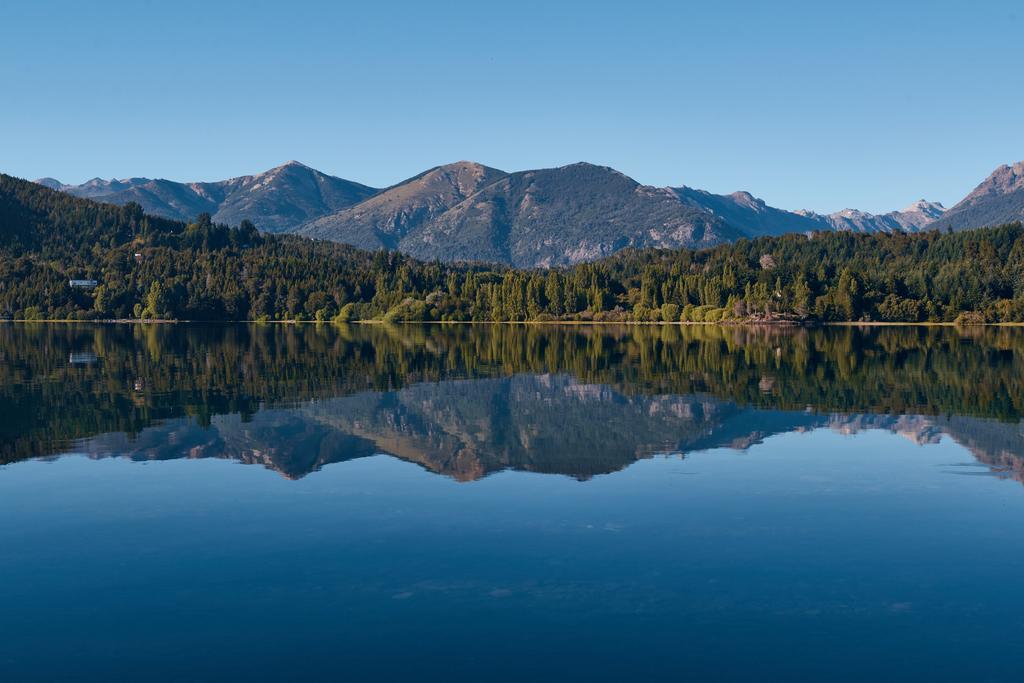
[1,319,1019,328]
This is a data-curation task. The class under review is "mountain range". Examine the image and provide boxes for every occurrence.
[35,159,1024,267]
[37,161,377,233]
[298,162,740,266]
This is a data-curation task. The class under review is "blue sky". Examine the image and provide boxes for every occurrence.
[1,0,1021,213]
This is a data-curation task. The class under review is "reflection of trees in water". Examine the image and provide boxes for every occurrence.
[3,323,1024,478]
[75,377,1024,484]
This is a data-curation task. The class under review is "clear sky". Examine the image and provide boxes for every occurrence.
[1,0,1021,214]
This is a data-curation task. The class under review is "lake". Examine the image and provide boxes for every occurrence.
[2,323,1024,681]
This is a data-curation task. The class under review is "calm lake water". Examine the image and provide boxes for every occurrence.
[3,323,1024,681]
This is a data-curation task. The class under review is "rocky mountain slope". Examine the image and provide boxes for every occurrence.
[299,161,507,249]
[929,161,1024,232]
[400,163,739,266]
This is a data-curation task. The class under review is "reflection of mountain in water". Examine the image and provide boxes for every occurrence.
[77,375,1024,483]
[5,322,1024,482]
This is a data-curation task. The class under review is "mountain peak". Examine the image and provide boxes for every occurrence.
[34,177,64,190]
[900,199,945,215]
[974,160,1024,196]
[431,160,501,178]
[548,162,635,185]
[262,160,314,176]
[727,191,766,209]
[444,160,487,169]
[563,161,615,171]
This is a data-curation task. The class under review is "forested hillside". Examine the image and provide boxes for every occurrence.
[2,173,1024,323]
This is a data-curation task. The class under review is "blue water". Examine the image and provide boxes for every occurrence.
[3,323,1024,680]
[3,430,1024,681]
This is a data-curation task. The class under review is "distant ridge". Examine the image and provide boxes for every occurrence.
[796,199,946,234]
[37,161,378,233]
[673,186,830,237]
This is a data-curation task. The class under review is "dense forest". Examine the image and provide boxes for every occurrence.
[3,172,1024,323]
